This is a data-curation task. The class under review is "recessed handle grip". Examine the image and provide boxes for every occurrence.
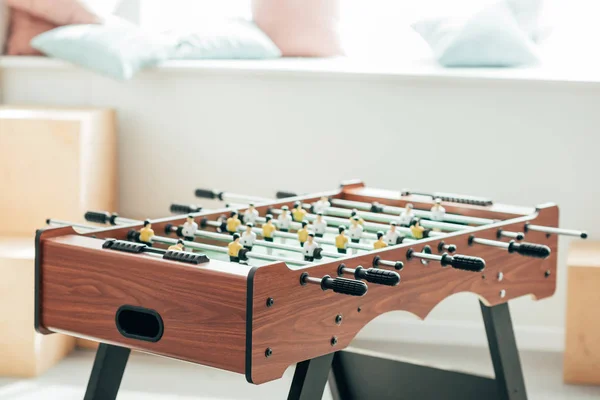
[355,267,400,286]
[276,190,298,199]
[170,203,202,214]
[508,241,551,258]
[85,211,111,224]
[321,275,368,296]
[195,188,221,200]
[441,254,485,272]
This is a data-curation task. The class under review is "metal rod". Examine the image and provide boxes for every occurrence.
[266,209,380,239]
[312,204,468,232]
[377,259,402,269]
[471,237,510,250]
[497,230,524,240]
[330,198,494,226]
[112,216,139,225]
[270,208,444,239]
[303,276,322,286]
[411,252,443,262]
[187,228,342,259]
[48,219,310,266]
[525,224,587,239]
[202,219,373,251]
[151,236,310,266]
[46,219,97,231]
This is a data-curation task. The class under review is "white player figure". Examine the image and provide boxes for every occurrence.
[277,205,292,232]
[398,203,415,227]
[348,216,364,254]
[348,216,364,243]
[182,215,198,241]
[313,212,328,238]
[312,196,331,214]
[430,198,446,221]
[303,233,320,262]
[243,203,259,225]
[240,223,257,250]
[384,221,403,245]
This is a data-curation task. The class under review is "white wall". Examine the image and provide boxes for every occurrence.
[2,62,598,350]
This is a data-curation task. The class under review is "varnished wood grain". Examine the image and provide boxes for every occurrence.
[248,204,558,383]
[37,184,561,385]
[40,234,251,374]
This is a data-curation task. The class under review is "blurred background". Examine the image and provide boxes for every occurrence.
[0,0,599,399]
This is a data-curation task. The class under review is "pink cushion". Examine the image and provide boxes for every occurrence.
[6,0,100,25]
[6,8,57,55]
[251,0,343,57]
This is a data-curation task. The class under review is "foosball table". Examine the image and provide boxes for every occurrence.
[38,180,587,400]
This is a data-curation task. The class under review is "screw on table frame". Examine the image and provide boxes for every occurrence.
[80,302,526,400]
[83,343,131,400]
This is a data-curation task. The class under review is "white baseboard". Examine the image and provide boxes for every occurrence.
[356,317,564,352]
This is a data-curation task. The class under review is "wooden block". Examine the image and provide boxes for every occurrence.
[76,338,99,350]
[0,236,75,377]
[564,241,600,385]
[0,106,117,236]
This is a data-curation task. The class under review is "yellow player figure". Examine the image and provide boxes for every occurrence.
[292,201,307,223]
[297,221,309,247]
[168,239,185,252]
[226,211,241,235]
[228,233,243,262]
[410,218,426,239]
[349,209,365,226]
[262,214,277,242]
[139,220,154,245]
[373,231,388,250]
[335,225,349,254]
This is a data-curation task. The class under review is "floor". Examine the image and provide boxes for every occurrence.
[1,341,599,400]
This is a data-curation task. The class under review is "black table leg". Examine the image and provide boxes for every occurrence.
[84,343,131,400]
[324,301,528,400]
[287,352,335,400]
[481,301,528,400]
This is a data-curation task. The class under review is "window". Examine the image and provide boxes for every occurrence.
[140,0,252,31]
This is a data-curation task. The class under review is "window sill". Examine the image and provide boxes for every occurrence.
[1,56,599,87]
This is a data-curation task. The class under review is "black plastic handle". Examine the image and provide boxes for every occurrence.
[441,254,486,272]
[508,241,551,258]
[85,211,111,224]
[313,247,324,260]
[370,202,384,213]
[276,190,298,199]
[195,188,221,200]
[355,266,400,286]
[321,275,368,296]
[170,203,202,214]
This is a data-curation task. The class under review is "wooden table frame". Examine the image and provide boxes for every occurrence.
[35,181,558,399]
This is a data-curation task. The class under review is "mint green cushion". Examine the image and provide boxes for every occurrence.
[31,21,176,81]
[412,2,540,67]
[170,20,281,60]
